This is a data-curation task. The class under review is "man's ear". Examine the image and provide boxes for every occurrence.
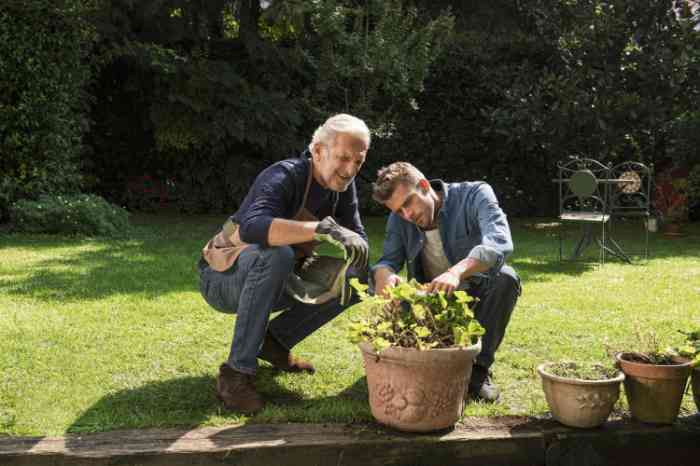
[311,143,324,162]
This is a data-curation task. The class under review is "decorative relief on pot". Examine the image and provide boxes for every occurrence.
[374,383,395,405]
[576,391,612,410]
[371,383,428,422]
[371,381,462,422]
[428,382,463,418]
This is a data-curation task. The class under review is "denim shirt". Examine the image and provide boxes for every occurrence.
[371,180,513,284]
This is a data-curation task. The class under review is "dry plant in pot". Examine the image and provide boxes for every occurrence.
[615,330,693,424]
[537,361,624,428]
[349,279,485,432]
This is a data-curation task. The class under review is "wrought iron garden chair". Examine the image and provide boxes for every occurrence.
[555,157,623,264]
[607,161,653,261]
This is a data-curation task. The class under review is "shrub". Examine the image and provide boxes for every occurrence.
[10,194,130,236]
[0,0,96,220]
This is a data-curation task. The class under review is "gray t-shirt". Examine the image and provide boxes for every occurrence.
[421,228,451,281]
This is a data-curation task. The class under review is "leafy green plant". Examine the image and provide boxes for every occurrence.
[672,325,700,368]
[10,194,130,236]
[348,278,485,352]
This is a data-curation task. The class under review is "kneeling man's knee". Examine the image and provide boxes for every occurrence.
[258,246,295,272]
[495,265,521,296]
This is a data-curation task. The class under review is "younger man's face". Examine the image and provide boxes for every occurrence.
[382,180,436,229]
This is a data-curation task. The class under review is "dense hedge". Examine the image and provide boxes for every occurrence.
[0,0,97,221]
[3,1,697,220]
[80,1,699,218]
[385,0,700,217]
[10,194,130,236]
[82,0,453,214]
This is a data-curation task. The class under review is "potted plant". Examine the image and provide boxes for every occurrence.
[349,279,485,432]
[537,361,624,428]
[615,330,693,424]
[674,325,700,412]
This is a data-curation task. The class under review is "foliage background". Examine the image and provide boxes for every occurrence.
[1,0,699,220]
[0,0,97,221]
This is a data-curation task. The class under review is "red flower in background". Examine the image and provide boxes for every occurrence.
[654,167,688,222]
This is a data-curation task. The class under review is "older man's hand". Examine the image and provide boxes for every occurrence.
[314,216,368,270]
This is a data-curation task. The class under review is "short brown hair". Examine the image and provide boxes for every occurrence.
[372,162,425,203]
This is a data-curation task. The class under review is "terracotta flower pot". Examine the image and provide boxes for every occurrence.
[359,339,481,432]
[537,363,625,428]
[615,352,692,424]
[692,368,700,413]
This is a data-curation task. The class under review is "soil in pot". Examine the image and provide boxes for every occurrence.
[616,352,692,424]
[538,362,624,428]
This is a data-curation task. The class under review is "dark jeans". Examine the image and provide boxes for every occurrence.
[466,265,521,370]
[198,245,356,375]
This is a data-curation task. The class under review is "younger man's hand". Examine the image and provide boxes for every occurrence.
[377,273,402,298]
[426,269,460,295]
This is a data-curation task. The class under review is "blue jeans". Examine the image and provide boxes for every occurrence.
[466,265,521,370]
[198,245,356,375]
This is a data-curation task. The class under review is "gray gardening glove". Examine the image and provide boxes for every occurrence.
[314,216,368,271]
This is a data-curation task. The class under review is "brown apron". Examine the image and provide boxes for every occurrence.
[201,158,324,272]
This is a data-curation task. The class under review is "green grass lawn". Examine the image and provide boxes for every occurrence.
[1,214,699,436]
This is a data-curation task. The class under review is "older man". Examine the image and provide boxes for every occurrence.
[198,114,371,414]
[371,162,520,402]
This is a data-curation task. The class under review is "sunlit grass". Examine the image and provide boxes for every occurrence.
[1,214,699,435]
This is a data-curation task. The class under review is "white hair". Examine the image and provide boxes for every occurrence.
[308,114,371,153]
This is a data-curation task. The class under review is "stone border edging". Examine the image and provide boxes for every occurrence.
[1,416,699,466]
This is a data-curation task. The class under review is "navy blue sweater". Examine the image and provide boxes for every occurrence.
[231,154,367,247]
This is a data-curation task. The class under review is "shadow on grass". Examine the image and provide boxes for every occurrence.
[66,373,224,436]
[510,258,595,283]
[63,368,370,452]
[0,214,225,303]
[0,239,203,303]
[3,215,698,303]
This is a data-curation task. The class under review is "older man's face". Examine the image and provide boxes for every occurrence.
[313,133,367,192]
[383,181,436,229]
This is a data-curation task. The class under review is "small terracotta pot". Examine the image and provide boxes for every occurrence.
[692,368,700,413]
[360,340,481,432]
[615,352,692,424]
[537,363,624,428]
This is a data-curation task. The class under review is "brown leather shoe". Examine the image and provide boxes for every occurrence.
[258,333,315,374]
[216,363,264,414]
